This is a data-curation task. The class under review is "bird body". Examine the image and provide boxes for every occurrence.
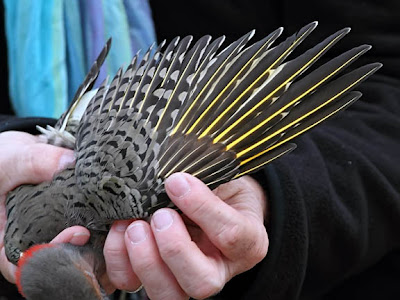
[4,22,381,299]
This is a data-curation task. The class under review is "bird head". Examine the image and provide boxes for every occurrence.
[16,243,108,300]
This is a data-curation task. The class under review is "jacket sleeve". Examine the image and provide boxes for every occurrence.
[0,116,56,134]
[218,74,400,299]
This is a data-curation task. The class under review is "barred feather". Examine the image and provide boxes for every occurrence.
[65,22,381,220]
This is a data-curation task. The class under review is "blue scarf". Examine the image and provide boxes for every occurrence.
[4,0,156,118]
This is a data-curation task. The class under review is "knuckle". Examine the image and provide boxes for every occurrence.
[245,226,269,262]
[103,250,139,290]
[253,231,269,262]
[185,194,209,217]
[25,145,42,179]
[149,289,188,300]
[109,270,135,290]
[0,168,11,195]
[237,229,269,271]
[26,144,65,181]
[158,239,186,260]
[214,221,268,267]
[216,223,241,248]
[104,251,130,275]
[103,246,125,260]
[135,254,158,273]
[187,273,224,299]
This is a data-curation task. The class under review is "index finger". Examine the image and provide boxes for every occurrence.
[164,173,267,264]
[0,247,17,283]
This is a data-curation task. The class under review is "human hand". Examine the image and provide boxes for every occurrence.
[104,173,269,299]
[0,131,76,283]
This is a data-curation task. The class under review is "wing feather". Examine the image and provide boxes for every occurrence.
[72,23,380,219]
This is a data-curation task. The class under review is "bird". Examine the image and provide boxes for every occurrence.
[4,21,381,299]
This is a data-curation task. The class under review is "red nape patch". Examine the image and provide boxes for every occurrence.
[15,244,55,297]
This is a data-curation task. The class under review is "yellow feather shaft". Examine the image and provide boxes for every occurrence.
[158,140,201,178]
[190,34,277,136]
[226,47,365,149]
[237,68,375,166]
[214,31,346,144]
[178,150,219,174]
[239,102,349,166]
[171,36,249,135]
[236,68,374,160]
[234,146,293,178]
[203,30,312,140]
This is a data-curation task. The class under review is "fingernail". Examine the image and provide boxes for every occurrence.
[58,151,75,171]
[166,173,190,198]
[152,210,173,231]
[127,224,147,244]
[73,232,90,237]
[71,232,90,244]
[115,222,129,232]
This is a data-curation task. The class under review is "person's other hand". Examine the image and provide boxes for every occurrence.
[104,173,269,300]
[0,131,75,283]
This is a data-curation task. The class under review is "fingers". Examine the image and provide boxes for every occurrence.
[0,131,39,145]
[214,175,268,219]
[107,213,227,299]
[105,174,269,299]
[0,196,16,283]
[0,142,74,195]
[165,173,269,271]
[0,247,17,283]
[104,220,141,291]
[50,226,90,245]
[124,218,188,300]
[148,209,226,299]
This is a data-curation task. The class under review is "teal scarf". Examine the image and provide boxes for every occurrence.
[4,0,156,117]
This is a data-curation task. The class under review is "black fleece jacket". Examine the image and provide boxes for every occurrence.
[1,0,400,299]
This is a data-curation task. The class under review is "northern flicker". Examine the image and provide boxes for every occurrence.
[4,22,381,299]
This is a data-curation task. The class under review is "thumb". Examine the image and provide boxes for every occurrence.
[0,143,75,195]
[51,226,91,246]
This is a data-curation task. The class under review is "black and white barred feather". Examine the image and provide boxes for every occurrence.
[71,21,380,220]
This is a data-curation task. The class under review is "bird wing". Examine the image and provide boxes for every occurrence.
[73,22,381,218]
[36,39,112,148]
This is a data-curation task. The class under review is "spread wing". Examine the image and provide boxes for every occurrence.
[73,22,381,218]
